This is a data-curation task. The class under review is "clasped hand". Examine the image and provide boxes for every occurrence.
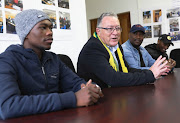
[75,79,104,107]
[165,58,176,70]
[149,55,171,79]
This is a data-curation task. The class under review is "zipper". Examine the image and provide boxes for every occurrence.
[42,66,48,91]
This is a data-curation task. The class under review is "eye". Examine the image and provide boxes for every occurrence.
[107,28,113,31]
[40,26,47,30]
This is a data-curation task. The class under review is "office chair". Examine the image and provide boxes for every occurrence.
[57,54,76,73]
[170,48,180,68]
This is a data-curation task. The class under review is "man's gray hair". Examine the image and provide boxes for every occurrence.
[97,12,118,27]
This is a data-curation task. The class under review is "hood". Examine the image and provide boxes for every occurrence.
[5,44,39,60]
[145,43,157,50]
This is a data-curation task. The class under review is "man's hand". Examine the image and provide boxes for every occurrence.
[149,56,170,79]
[166,58,176,70]
[75,79,104,107]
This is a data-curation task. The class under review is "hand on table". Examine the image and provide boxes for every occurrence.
[75,79,104,107]
[149,55,170,79]
[166,58,176,70]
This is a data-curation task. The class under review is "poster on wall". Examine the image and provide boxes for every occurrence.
[167,8,180,18]
[153,9,162,22]
[169,18,179,32]
[43,9,57,28]
[144,26,152,38]
[59,11,71,29]
[5,0,23,11]
[0,10,3,33]
[42,0,55,6]
[153,25,161,37]
[143,11,151,24]
[58,0,69,9]
[169,32,180,41]
[5,10,19,34]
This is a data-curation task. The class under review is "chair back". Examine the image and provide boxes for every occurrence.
[170,49,180,68]
[57,54,76,73]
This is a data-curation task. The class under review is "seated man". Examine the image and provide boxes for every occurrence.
[122,24,155,69]
[0,9,103,120]
[77,12,170,89]
[145,34,173,60]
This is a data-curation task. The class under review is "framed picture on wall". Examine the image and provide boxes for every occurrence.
[5,0,23,11]
[169,18,179,32]
[169,32,180,41]
[42,0,55,6]
[5,10,19,34]
[0,10,3,33]
[144,26,152,38]
[43,9,57,28]
[153,25,162,37]
[59,11,71,29]
[153,9,162,22]
[167,8,180,18]
[143,11,151,24]
[58,0,69,9]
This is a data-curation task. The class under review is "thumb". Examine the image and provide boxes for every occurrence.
[81,83,86,89]
[86,79,92,87]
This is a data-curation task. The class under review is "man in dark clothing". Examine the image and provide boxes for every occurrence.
[145,34,176,70]
[0,9,103,120]
[145,34,174,60]
[77,12,170,89]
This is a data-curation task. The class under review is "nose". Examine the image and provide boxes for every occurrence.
[46,28,53,36]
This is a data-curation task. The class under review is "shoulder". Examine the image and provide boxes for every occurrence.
[145,43,156,49]
[80,36,108,54]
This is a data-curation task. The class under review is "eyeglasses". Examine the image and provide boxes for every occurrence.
[98,27,122,33]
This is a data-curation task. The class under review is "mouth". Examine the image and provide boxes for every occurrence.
[111,37,118,40]
[44,38,53,43]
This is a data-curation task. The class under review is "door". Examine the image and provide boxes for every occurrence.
[117,12,131,44]
[90,12,131,45]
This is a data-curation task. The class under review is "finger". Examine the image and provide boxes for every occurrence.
[86,79,92,87]
[81,83,86,89]
[172,61,176,66]
[160,67,170,73]
[90,94,99,103]
[158,57,167,66]
[89,85,100,94]
[99,90,104,97]
[161,60,168,67]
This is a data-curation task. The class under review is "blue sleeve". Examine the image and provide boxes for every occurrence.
[122,45,151,70]
[58,59,87,93]
[0,54,86,120]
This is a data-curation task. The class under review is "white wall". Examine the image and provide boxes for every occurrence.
[85,0,180,57]
[0,0,88,70]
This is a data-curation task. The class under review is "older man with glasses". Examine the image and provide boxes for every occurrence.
[77,12,170,89]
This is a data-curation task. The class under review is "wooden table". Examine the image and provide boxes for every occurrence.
[1,68,180,123]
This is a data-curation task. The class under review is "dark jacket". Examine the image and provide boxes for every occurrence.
[0,45,86,120]
[77,36,155,89]
[145,43,168,60]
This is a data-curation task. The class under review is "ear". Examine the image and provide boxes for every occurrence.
[96,28,100,35]
[128,33,131,38]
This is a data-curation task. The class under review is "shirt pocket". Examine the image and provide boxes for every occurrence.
[47,71,60,91]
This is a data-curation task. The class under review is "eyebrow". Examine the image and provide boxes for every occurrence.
[39,23,53,27]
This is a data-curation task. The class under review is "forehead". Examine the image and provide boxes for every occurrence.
[101,16,120,26]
